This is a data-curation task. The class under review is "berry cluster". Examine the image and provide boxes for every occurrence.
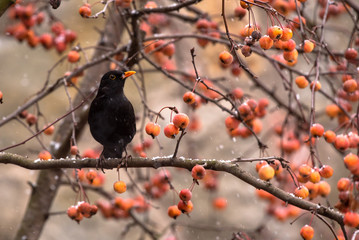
[96,195,150,219]
[67,201,98,223]
[6,2,77,53]
[145,107,190,139]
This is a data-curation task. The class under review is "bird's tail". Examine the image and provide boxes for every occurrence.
[101,146,124,158]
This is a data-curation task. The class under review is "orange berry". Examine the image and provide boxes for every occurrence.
[295,76,309,88]
[300,225,314,240]
[79,4,91,18]
[255,160,267,172]
[299,164,312,178]
[183,91,196,104]
[67,206,80,220]
[294,186,309,199]
[240,24,255,38]
[310,123,324,138]
[177,200,193,213]
[43,125,55,135]
[343,153,359,170]
[283,49,298,62]
[164,123,179,138]
[303,40,315,53]
[325,104,340,118]
[319,165,333,178]
[259,35,273,50]
[144,1,157,9]
[67,50,80,63]
[343,79,357,93]
[173,113,190,130]
[337,177,351,191]
[219,51,233,65]
[280,27,293,41]
[113,180,127,193]
[145,122,161,138]
[305,182,319,199]
[268,25,283,40]
[273,39,283,49]
[317,180,331,197]
[309,81,321,91]
[225,116,240,130]
[213,197,227,210]
[258,164,275,181]
[324,130,337,143]
[292,16,306,28]
[38,150,52,160]
[334,134,350,151]
[344,212,359,228]
[167,205,181,219]
[272,0,290,15]
[282,39,296,51]
[86,170,98,183]
[191,164,206,180]
[309,170,320,183]
[240,0,253,9]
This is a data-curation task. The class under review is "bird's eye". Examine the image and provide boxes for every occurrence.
[109,74,116,80]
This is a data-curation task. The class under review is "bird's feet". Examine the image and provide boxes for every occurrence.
[117,153,132,169]
[96,154,106,173]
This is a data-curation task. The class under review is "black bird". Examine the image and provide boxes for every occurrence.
[88,70,136,165]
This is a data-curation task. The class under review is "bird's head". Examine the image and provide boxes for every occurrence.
[99,70,136,90]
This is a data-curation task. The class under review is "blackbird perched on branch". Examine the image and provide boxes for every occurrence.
[88,70,136,167]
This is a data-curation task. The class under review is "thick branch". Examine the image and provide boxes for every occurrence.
[0,152,344,226]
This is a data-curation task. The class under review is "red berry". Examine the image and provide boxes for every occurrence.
[344,48,358,60]
[191,165,206,180]
[177,200,193,213]
[179,189,192,201]
[70,145,79,155]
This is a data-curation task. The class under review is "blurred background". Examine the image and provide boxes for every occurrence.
[0,0,354,239]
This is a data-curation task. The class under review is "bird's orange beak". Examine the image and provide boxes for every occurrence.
[124,71,136,78]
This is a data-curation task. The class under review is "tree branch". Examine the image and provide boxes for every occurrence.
[0,152,344,226]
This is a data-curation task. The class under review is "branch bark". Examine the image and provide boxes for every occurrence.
[1,152,344,227]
